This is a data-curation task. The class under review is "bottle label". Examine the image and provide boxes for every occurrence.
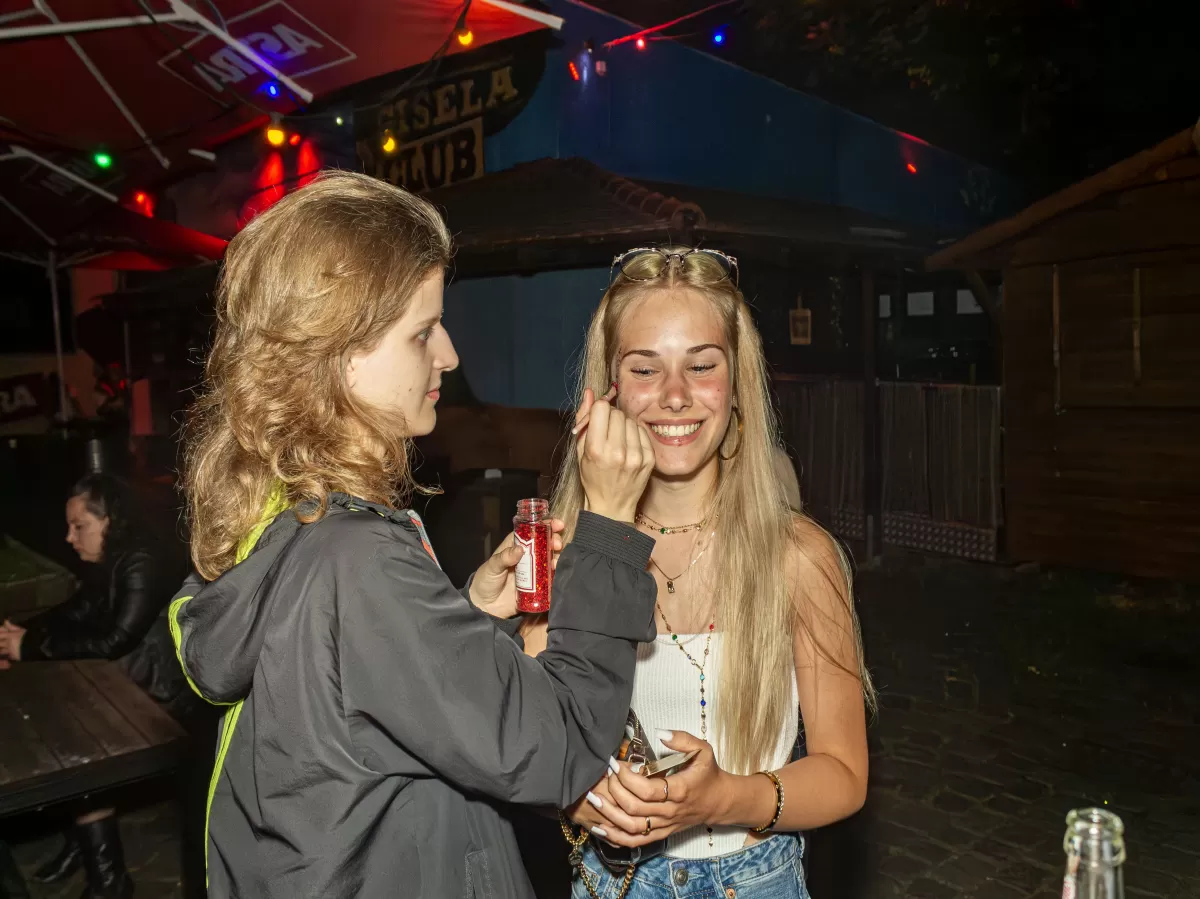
[1061,875,1077,899]
[1062,852,1079,899]
[515,532,536,592]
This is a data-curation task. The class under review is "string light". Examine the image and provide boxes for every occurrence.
[568,61,580,81]
[712,30,726,45]
[265,82,281,98]
[906,162,918,174]
[129,189,154,217]
[455,10,474,47]
[266,124,286,147]
[93,151,113,169]
[335,115,345,126]
[635,36,646,50]
[289,133,301,147]
[381,131,397,154]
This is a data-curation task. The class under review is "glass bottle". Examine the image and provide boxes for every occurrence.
[514,498,552,613]
[1061,808,1125,899]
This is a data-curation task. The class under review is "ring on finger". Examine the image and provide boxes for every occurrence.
[662,779,669,800]
[642,817,652,836]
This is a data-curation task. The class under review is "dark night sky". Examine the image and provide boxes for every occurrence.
[582,0,1200,198]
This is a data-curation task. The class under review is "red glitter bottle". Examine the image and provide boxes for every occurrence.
[514,498,553,613]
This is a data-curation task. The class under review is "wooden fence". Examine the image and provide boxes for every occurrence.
[776,378,1003,561]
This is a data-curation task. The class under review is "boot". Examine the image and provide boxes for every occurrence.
[76,817,133,899]
[31,831,82,883]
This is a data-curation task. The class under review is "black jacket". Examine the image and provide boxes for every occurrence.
[21,547,166,662]
[171,494,657,898]
[19,546,197,719]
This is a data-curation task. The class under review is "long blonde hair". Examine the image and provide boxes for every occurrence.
[183,171,451,580]
[551,249,874,774]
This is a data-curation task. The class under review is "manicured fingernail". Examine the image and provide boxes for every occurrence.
[586,791,603,809]
[655,730,675,745]
[631,762,643,774]
[591,826,608,837]
[608,757,621,775]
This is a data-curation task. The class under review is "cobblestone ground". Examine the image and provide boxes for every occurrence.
[5,554,1198,898]
[808,554,1200,899]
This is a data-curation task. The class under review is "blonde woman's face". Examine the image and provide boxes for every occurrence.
[614,288,733,478]
[346,270,459,437]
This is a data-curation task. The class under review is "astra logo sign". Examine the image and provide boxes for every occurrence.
[158,1,355,95]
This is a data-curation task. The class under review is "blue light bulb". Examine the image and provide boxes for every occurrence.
[713,31,725,45]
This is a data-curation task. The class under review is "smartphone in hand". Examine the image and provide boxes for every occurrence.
[641,749,699,778]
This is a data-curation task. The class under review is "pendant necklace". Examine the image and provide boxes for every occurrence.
[655,542,718,847]
[647,538,713,594]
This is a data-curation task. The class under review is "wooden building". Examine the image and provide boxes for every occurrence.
[928,123,1200,580]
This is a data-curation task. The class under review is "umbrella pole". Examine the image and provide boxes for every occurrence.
[47,250,69,422]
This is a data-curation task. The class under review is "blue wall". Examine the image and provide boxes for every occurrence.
[483,0,1018,236]
[445,267,609,409]
[453,2,1020,410]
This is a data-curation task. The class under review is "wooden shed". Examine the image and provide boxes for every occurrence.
[928,122,1200,580]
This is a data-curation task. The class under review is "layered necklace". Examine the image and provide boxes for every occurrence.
[636,511,706,536]
[649,529,718,847]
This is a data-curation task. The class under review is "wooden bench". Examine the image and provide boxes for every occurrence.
[0,660,187,817]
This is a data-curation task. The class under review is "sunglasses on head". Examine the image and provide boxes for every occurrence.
[609,247,739,286]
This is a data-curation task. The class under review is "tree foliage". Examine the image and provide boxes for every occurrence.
[742,0,1195,191]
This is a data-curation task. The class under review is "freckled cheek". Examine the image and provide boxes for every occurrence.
[615,382,656,418]
[694,383,730,414]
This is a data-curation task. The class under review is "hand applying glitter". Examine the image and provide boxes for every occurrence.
[570,381,618,436]
[574,381,654,524]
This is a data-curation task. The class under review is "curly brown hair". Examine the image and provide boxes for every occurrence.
[183,171,452,580]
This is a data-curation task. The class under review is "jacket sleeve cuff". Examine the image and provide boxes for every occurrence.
[573,511,654,570]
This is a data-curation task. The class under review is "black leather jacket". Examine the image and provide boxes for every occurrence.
[21,546,167,662]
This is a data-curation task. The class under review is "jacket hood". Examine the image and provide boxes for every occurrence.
[170,491,302,704]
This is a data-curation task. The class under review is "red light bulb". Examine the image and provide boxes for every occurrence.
[635,37,646,50]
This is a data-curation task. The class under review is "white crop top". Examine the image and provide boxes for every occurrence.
[631,631,799,859]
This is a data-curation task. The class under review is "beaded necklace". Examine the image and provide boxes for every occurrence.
[653,536,718,847]
[636,511,706,535]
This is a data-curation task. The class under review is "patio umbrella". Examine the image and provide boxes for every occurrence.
[0,0,562,248]
[0,0,562,419]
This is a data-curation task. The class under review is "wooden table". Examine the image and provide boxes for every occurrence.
[0,660,187,817]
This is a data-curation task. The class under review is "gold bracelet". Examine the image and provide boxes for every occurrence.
[750,770,785,834]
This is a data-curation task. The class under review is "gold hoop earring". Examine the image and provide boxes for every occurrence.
[719,406,743,462]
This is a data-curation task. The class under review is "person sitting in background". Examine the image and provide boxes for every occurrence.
[0,473,170,899]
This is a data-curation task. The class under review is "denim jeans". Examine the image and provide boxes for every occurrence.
[572,835,809,899]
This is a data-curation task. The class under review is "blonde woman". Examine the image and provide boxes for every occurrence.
[532,247,873,898]
[169,173,661,899]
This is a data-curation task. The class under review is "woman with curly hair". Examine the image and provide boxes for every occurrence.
[169,172,660,899]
